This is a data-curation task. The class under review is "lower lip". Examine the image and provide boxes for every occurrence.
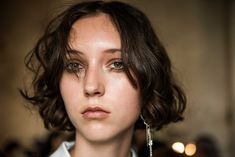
[82,111,110,119]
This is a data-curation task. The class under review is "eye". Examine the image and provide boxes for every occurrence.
[110,60,124,70]
[65,61,83,73]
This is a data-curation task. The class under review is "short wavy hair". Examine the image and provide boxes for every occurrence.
[20,0,186,131]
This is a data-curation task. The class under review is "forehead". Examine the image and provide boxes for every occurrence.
[68,14,121,50]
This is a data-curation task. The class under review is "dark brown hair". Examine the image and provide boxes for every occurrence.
[20,0,186,131]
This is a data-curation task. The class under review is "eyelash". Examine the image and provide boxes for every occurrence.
[64,61,84,73]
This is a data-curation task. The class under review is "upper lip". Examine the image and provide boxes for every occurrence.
[81,106,110,114]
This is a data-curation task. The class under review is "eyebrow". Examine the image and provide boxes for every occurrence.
[67,48,122,55]
[104,48,122,54]
[67,49,83,55]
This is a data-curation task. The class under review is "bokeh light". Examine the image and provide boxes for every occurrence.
[172,142,185,153]
[185,143,197,156]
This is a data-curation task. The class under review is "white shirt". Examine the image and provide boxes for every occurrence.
[50,141,138,157]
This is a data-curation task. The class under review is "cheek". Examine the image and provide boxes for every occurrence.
[111,83,141,128]
[59,74,82,108]
[107,76,141,114]
[59,74,84,126]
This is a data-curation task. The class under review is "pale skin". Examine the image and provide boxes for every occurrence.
[59,14,141,157]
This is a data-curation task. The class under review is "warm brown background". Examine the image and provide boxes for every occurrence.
[0,0,234,157]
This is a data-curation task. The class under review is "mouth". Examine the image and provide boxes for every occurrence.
[81,107,110,119]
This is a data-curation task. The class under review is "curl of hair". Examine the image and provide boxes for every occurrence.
[20,1,186,131]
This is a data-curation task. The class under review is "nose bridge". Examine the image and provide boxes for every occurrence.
[83,64,104,96]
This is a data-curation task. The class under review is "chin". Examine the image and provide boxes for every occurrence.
[77,124,134,143]
[87,134,116,143]
[79,129,119,143]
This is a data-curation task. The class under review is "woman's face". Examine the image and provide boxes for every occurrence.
[59,14,141,143]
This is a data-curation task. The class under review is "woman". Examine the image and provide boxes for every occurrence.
[21,1,186,157]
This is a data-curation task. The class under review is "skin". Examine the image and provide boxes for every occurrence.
[59,14,141,157]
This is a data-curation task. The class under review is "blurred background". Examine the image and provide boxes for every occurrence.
[0,0,234,157]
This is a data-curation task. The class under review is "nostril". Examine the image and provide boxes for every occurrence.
[85,90,102,97]
[84,83,105,97]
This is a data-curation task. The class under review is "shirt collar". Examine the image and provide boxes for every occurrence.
[50,141,74,157]
[50,141,138,157]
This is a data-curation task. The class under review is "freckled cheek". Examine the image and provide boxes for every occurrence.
[109,84,141,124]
[59,74,83,107]
[106,77,141,111]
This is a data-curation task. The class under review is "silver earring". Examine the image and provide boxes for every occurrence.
[140,115,153,157]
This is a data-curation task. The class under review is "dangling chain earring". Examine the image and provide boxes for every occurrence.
[140,115,153,157]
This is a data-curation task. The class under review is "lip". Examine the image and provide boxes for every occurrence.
[81,106,110,119]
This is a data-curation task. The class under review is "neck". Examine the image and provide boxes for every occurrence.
[71,128,134,157]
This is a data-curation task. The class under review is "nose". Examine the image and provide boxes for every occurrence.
[83,67,105,97]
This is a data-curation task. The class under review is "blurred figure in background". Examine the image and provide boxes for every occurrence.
[193,135,221,157]
[0,139,27,157]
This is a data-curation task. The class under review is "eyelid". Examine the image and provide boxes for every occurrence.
[65,58,84,66]
[108,58,122,64]
[65,52,87,67]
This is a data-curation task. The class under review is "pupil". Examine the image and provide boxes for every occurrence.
[114,62,123,69]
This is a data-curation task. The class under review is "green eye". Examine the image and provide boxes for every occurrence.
[65,61,83,73]
[111,60,124,70]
